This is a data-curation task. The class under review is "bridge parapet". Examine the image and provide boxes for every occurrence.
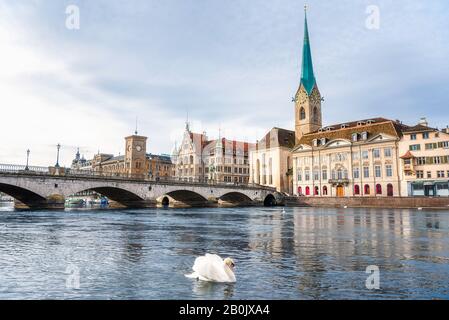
[0,166,276,192]
[0,164,49,173]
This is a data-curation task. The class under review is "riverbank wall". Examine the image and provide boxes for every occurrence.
[285,196,449,209]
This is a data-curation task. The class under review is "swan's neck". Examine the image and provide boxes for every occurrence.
[224,265,235,278]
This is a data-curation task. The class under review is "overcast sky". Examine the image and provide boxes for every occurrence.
[1,0,449,167]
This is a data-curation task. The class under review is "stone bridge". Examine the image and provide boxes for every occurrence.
[0,170,281,210]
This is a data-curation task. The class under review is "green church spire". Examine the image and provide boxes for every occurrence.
[300,5,316,95]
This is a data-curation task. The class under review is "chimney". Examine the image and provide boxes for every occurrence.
[443,126,449,134]
[418,117,428,127]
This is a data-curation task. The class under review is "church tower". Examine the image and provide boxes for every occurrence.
[294,6,322,144]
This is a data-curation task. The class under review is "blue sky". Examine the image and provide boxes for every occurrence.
[1,0,449,166]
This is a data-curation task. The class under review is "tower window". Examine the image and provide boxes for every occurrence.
[313,107,319,123]
[300,107,306,120]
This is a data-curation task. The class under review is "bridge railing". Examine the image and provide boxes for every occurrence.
[65,170,275,190]
[0,164,276,191]
[0,164,49,173]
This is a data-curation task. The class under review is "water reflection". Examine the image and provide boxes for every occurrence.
[245,207,448,299]
[0,206,448,299]
[191,280,235,300]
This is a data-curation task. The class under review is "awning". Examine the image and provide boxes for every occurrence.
[412,181,433,186]
[411,180,449,186]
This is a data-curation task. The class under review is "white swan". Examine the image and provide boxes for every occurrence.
[185,254,236,283]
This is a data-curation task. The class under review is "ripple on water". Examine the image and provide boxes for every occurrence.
[0,207,448,299]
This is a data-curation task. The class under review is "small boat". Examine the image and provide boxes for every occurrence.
[89,197,109,207]
[66,198,85,208]
[100,197,109,206]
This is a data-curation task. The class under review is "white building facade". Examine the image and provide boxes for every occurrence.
[399,121,449,197]
[172,124,255,184]
[292,118,403,198]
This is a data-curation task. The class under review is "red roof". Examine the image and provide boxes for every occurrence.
[400,150,415,159]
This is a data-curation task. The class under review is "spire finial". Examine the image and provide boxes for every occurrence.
[185,109,190,131]
[304,4,307,12]
[135,116,138,135]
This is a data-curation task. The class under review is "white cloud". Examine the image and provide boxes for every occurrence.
[0,6,179,166]
[1,0,449,167]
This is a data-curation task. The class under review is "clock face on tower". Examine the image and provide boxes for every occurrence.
[136,145,142,152]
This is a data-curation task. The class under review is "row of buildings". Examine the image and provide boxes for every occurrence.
[71,7,449,198]
[71,125,256,185]
[248,7,449,198]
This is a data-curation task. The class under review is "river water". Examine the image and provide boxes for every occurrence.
[0,203,448,300]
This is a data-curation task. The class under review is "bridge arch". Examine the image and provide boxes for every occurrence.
[263,194,277,207]
[161,196,170,208]
[69,186,145,208]
[0,183,47,209]
[164,190,209,207]
[219,192,253,206]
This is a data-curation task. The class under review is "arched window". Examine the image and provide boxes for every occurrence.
[323,186,328,195]
[354,185,360,195]
[364,184,371,195]
[300,107,306,120]
[305,186,310,196]
[298,186,302,195]
[387,184,394,197]
[376,184,382,195]
[314,186,319,196]
[313,107,319,123]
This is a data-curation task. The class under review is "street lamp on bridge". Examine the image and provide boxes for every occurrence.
[25,149,30,171]
[55,143,61,168]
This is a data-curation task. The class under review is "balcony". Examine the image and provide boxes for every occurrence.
[328,179,350,186]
